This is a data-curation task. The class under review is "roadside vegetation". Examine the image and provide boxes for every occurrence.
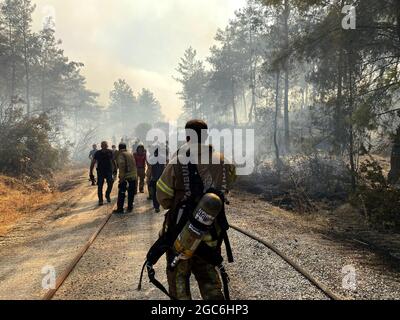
[172,0,400,232]
[0,174,55,236]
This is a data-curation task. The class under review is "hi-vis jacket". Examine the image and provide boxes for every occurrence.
[156,144,236,211]
[116,150,137,181]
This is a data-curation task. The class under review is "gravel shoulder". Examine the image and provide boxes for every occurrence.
[1,174,398,300]
[226,190,400,300]
[54,193,168,300]
[0,169,115,299]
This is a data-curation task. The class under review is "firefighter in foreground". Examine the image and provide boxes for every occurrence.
[114,143,137,214]
[151,119,236,300]
[89,141,116,206]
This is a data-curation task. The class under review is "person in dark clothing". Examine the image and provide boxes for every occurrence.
[148,147,166,213]
[90,141,116,206]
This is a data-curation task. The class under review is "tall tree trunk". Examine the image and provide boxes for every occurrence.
[274,70,281,180]
[250,70,256,123]
[335,50,344,153]
[41,63,46,112]
[248,25,256,124]
[283,0,290,153]
[348,54,356,191]
[305,83,309,107]
[9,24,16,105]
[23,36,30,115]
[242,91,247,121]
[22,1,31,115]
[232,78,238,126]
[396,0,400,42]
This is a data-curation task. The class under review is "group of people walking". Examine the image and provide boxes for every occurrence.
[89,140,165,213]
[88,120,237,301]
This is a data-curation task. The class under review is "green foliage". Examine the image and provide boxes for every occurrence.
[352,104,377,131]
[109,79,136,134]
[137,88,163,124]
[351,160,400,231]
[175,47,208,120]
[0,109,63,178]
[108,80,165,136]
[0,0,103,154]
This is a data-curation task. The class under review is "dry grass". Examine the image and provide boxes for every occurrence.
[0,175,58,236]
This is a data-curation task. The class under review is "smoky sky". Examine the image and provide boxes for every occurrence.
[32,0,246,121]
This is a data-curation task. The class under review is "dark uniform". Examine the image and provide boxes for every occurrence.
[156,142,236,300]
[93,149,115,204]
[148,148,166,212]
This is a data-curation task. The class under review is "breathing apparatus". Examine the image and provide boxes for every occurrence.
[170,192,223,268]
[137,161,232,300]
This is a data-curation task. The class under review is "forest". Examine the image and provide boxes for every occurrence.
[1,0,400,230]
[0,0,165,172]
[175,0,400,230]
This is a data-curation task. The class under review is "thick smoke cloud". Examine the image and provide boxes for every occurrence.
[31,0,246,120]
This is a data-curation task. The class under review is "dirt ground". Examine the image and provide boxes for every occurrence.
[0,168,113,299]
[53,193,169,300]
[0,175,55,236]
[0,170,399,300]
[226,190,400,300]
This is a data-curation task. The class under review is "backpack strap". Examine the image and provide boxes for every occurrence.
[182,157,234,265]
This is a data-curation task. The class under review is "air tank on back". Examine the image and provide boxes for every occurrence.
[171,192,223,268]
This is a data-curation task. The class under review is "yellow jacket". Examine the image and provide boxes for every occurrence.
[156,144,236,211]
[116,150,137,181]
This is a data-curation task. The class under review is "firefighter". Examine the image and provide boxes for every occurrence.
[148,147,166,213]
[89,141,116,206]
[156,119,236,300]
[134,144,147,193]
[114,143,137,214]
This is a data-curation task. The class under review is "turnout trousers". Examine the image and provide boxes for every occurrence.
[117,178,137,210]
[166,251,224,300]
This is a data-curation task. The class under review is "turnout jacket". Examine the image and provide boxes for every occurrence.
[116,150,137,181]
[156,144,236,244]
